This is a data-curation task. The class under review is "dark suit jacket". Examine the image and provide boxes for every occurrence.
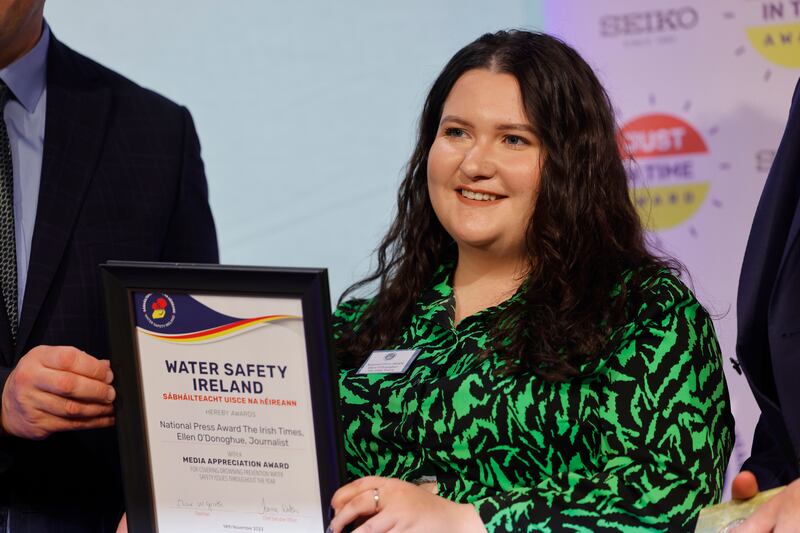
[737,78,800,490]
[0,34,218,530]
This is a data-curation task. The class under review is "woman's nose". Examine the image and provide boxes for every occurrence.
[458,142,496,180]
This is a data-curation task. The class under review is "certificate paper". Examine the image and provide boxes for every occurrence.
[133,291,323,532]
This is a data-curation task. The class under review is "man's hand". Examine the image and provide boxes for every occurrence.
[733,471,800,532]
[732,470,759,500]
[1,345,115,439]
[117,512,127,533]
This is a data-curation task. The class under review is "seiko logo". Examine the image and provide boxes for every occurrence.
[600,7,699,37]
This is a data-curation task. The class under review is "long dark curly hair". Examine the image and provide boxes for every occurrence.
[337,30,675,381]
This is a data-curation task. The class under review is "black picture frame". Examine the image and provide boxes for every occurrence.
[101,261,345,533]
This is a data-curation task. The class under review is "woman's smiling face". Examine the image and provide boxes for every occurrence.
[427,68,542,259]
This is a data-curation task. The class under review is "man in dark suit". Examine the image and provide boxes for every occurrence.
[733,78,800,530]
[0,1,218,530]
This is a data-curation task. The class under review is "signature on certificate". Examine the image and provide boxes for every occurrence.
[177,498,224,513]
[259,498,299,515]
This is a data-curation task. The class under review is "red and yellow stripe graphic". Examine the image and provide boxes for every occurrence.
[138,315,299,343]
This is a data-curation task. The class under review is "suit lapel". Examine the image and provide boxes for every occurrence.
[770,200,800,452]
[767,81,800,454]
[15,36,111,357]
[775,202,800,294]
[769,81,800,313]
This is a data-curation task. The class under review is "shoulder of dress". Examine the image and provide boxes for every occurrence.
[333,298,373,322]
[602,268,709,354]
[624,267,699,314]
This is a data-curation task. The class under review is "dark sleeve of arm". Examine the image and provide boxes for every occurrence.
[0,367,12,471]
[0,365,10,403]
[471,278,735,532]
[159,107,219,263]
[0,365,14,443]
[743,414,798,490]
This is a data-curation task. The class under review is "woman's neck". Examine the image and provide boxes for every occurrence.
[451,246,528,325]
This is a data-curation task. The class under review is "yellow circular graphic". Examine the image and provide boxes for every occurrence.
[630,182,710,231]
[746,22,800,68]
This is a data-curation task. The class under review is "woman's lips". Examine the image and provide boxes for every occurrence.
[456,188,505,203]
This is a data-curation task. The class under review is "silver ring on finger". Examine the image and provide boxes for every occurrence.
[372,487,380,513]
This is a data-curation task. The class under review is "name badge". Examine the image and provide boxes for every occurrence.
[356,349,421,375]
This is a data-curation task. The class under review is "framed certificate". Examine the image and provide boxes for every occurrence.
[101,262,345,533]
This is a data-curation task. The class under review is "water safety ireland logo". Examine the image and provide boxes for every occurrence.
[142,293,176,329]
[620,110,724,232]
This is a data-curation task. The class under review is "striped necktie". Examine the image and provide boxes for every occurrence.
[0,80,18,345]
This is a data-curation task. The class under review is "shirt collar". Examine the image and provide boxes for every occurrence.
[0,21,50,113]
[415,258,525,327]
[417,261,455,313]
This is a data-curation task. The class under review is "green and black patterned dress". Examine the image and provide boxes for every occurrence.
[334,264,733,532]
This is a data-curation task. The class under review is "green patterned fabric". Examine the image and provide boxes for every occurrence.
[334,264,733,532]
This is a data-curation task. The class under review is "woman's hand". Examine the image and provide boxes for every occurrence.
[329,476,486,533]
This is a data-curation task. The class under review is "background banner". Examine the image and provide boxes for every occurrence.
[544,0,800,496]
[45,0,542,300]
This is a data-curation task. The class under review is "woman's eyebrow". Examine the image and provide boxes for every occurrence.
[440,115,473,127]
[496,123,535,134]
[440,115,535,134]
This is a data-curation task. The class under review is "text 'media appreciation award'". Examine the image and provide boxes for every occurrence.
[102,263,344,533]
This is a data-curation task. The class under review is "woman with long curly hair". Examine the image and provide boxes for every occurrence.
[328,30,733,532]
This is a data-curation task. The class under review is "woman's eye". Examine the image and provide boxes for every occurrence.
[444,127,466,138]
[505,135,529,146]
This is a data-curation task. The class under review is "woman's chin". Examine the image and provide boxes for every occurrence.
[453,236,515,256]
